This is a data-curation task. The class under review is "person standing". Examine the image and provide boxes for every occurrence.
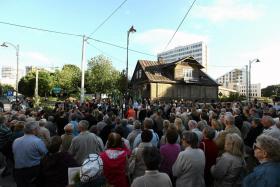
[131,146,172,187]
[13,121,48,187]
[172,131,205,187]
[243,135,280,187]
[68,120,103,165]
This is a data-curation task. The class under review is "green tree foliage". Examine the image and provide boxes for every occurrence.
[0,84,14,96]
[58,64,81,94]
[85,55,121,94]
[261,84,280,97]
[18,70,52,97]
[219,92,246,102]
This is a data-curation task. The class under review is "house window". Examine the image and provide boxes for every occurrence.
[183,68,193,78]
[139,70,142,78]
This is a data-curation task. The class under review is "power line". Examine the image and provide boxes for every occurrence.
[87,42,125,63]
[0,21,83,37]
[87,37,156,57]
[88,0,128,37]
[0,20,156,58]
[164,0,197,50]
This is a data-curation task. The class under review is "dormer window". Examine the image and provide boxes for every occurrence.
[139,69,142,78]
[183,68,193,80]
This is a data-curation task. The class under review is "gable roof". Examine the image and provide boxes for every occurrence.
[138,60,175,83]
[164,56,204,69]
[136,56,218,86]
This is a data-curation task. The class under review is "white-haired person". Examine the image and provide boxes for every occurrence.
[211,133,245,187]
[243,135,280,187]
[188,120,203,143]
[60,123,74,152]
[172,131,205,187]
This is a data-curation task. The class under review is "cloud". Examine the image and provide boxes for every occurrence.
[209,39,280,88]
[134,29,208,54]
[194,0,263,22]
[22,51,53,65]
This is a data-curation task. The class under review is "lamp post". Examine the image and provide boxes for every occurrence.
[80,35,87,104]
[1,42,19,102]
[248,58,260,102]
[126,25,136,94]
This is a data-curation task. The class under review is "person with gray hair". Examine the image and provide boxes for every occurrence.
[261,115,280,141]
[188,120,203,143]
[13,121,47,186]
[173,131,205,187]
[127,120,142,149]
[68,120,104,165]
[215,113,241,154]
[243,135,280,187]
[37,119,51,145]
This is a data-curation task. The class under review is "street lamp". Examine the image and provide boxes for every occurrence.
[126,25,136,93]
[1,42,19,102]
[248,58,260,102]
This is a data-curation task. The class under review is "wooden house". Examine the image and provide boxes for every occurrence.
[131,56,219,102]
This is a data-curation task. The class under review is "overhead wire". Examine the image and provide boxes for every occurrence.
[87,37,156,57]
[88,0,128,37]
[87,42,125,63]
[164,0,197,50]
[0,21,83,37]
[0,20,156,57]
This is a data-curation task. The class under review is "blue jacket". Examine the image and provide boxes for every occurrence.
[243,162,280,187]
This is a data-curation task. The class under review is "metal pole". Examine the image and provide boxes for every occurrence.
[245,65,249,103]
[126,31,129,94]
[35,68,39,98]
[249,61,251,102]
[80,35,86,104]
[16,45,19,102]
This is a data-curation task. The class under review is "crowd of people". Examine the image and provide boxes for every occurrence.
[0,98,280,187]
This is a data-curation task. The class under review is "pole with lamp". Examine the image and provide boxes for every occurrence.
[248,58,260,102]
[126,25,136,94]
[1,42,19,102]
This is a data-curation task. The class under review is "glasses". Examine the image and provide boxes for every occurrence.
[253,143,262,150]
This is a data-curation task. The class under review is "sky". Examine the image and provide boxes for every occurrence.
[0,0,279,88]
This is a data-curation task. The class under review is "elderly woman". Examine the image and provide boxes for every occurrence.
[100,132,130,187]
[243,135,280,187]
[172,131,205,187]
[211,133,245,187]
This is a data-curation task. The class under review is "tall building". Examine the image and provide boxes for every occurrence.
[216,68,261,98]
[157,41,208,72]
[0,65,24,88]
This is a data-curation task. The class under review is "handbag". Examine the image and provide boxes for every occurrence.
[80,154,103,183]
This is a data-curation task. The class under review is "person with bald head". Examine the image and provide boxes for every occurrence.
[68,120,104,165]
[100,132,130,187]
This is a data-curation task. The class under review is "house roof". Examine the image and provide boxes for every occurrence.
[138,60,175,83]
[137,56,218,86]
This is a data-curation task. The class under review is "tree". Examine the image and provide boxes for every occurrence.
[58,64,81,94]
[0,84,14,96]
[262,84,280,97]
[18,70,52,97]
[85,55,120,94]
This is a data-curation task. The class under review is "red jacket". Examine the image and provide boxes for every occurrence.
[100,147,130,187]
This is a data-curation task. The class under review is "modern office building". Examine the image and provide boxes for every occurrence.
[0,65,24,88]
[216,68,261,98]
[157,41,208,72]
